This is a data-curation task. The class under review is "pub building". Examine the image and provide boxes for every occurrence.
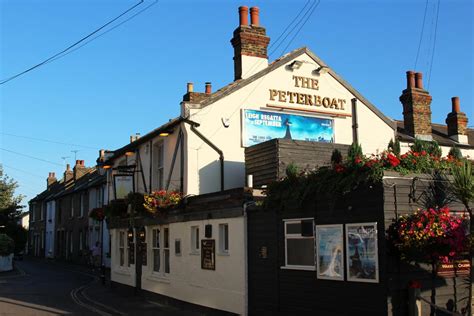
[101,6,473,315]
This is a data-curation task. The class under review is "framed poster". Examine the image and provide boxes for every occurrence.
[345,223,379,283]
[114,174,134,199]
[316,224,344,281]
[242,109,334,147]
[201,239,215,270]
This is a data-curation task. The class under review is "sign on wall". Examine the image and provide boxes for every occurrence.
[345,223,379,283]
[114,175,134,199]
[316,224,344,281]
[201,239,216,270]
[242,109,334,147]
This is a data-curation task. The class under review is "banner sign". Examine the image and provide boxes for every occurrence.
[242,109,334,147]
[114,175,134,200]
[438,259,470,278]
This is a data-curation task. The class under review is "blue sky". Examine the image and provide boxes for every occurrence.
[1,0,472,206]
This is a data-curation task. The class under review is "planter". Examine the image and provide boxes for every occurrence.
[0,254,13,272]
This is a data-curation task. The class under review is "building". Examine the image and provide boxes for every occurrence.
[101,5,473,315]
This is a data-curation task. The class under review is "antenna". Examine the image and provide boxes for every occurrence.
[61,156,70,167]
[71,150,79,161]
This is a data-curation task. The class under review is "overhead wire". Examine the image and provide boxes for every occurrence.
[414,0,429,70]
[0,0,145,85]
[2,164,46,179]
[1,148,63,166]
[1,132,100,150]
[427,0,440,89]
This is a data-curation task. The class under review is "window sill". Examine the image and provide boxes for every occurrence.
[189,251,200,256]
[217,252,230,256]
[280,265,316,271]
[146,273,170,284]
[114,268,132,276]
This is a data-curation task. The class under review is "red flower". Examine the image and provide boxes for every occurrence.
[334,164,345,173]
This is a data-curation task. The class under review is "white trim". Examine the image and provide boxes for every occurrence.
[283,218,315,269]
[280,265,316,271]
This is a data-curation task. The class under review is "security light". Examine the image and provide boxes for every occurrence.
[289,60,303,70]
[315,65,329,75]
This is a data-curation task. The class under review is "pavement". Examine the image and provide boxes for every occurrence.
[0,257,200,315]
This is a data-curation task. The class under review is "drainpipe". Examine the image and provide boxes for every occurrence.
[351,98,359,144]
[183,119,224,192]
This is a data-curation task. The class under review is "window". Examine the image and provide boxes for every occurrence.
[80,193,85,217]
[31,204,36,222]
[151,226,170,275]
[97,187,103,208]
[40,203,44,220]
[284,218,315,270]
[219,224,229,254]
[70,197,74,218]
[79,231,83,251]
[119,231,127,267]
[191,226,200,253]
[153,142,164,190]
[175,239,181,256]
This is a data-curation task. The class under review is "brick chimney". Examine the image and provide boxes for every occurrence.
[182,82,211,103]
[399,71,433,140]
[446,96,469,144]
[230,6,270,81]
[73,160,88,181]
[47,172,57,188]
[63,164,73,182]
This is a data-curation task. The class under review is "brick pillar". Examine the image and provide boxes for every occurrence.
[230,6,270,80]
[399,71,433,140]
[446,97,469,144]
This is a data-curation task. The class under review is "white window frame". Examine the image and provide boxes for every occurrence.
[153,142,164,190]
[218,223,229,255]
[190,226,200,254]
[118,230,129,268]
[282,218,315,271]
[150,225,170,278]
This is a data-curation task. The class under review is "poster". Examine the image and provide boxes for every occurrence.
[201,239,215,270]
[316,224,344,281]
[345,223,379,283]
[242,109,334,147]
[114,175,134,199]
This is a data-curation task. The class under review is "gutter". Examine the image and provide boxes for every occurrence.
[183,118,225,192]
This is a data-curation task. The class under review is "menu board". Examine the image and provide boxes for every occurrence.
[201,239,215,270]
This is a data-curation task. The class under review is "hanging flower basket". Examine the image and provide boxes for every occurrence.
[144,190,183,214]
[387,207,469,264]
[89,207,105,221]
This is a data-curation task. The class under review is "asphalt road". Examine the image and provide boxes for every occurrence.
[0,258,198,316]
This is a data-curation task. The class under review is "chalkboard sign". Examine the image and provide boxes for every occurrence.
[201,239,215,270]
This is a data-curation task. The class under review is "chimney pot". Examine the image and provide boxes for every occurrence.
[205,82,212,95]
[187,82,194,93]
[250,7,260,26]
[415,72,423,89]
[52,172,55,177]
[239,6,249,26]
[451,97,460,113]
[406,71,415,89]
[76,160,80,165]
[66,164,70,171]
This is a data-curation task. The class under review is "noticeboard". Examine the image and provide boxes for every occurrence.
[201,239,215,270]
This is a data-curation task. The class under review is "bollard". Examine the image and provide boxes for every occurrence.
[408,280,422,316]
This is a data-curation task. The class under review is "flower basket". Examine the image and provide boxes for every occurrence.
[89,207,105,221]
[387,207,469,264]
[144,190,183,215]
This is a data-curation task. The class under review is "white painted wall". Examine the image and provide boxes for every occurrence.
[110,217,245,315]
[110,228,136,287]
[184,52,395,194]
[45,200,55,258]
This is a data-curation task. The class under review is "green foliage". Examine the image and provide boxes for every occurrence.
[331,149,343,165]
[418,171,455,210]
[449,159,474,216]
[347,142,363,161]
[410,139,441,158]
[448,146,462,159]
[104,199,127,218]
[104,192,147,219]
[388,139,401,156]
[0,234,14,256]
[285,163,299,179]
[126,192,147,214]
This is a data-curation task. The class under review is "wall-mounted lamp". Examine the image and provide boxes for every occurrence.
[125,151,135,156]
[288,60,303,70]
[159,132,170,137]
[127,227,134,243]
[102,165,112,169]
[138,226,146,243]
[315,65,329,75]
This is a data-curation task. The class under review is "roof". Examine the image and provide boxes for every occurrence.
[54,169,105,199]
[198,46,396,130]
[102,116,184,165]
[396,120,474,148]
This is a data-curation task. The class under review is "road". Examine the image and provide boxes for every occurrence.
[0,258,197,315]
